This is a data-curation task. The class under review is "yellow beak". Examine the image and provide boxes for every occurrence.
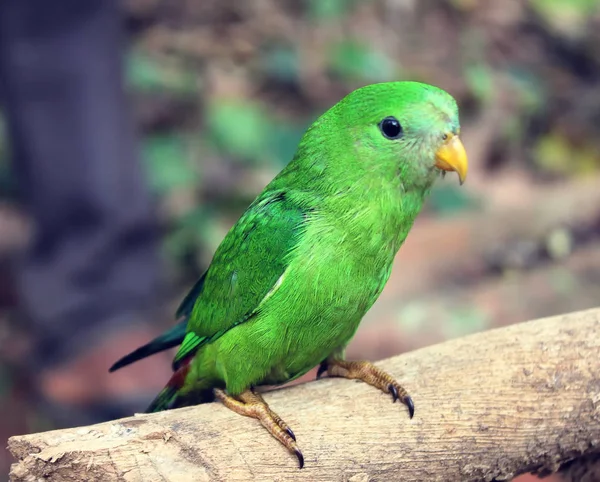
[435,134,468,185]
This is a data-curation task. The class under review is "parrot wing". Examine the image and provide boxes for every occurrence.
[172,190,308,369]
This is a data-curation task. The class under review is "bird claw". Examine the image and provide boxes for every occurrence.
[294,447,305,469]
[215,389,304,468]
[388,383,414,418]
[316,362,328,380]
[285,426,296,442]
[405,395,415,419]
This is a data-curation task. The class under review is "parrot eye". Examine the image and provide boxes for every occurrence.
[379,117,403,140]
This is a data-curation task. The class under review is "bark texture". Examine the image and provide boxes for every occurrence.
[8,308,600,481]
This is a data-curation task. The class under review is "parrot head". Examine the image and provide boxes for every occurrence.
[308,81,468,191]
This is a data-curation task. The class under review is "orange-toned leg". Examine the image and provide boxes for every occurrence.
[317,359,414,418]
[214,388,304,468]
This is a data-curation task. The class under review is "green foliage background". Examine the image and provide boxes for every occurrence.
[1,5,600,478]
[2,0,600,326]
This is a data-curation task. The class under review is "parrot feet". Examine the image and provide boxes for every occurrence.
[317,359,414,418]
[214,388,304,469]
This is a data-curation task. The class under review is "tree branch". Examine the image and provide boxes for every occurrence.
[8,308,600,481]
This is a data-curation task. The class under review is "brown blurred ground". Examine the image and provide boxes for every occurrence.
[2,0,600,480]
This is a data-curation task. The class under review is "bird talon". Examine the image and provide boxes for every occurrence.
[294,447,305,469]
[285,426,296,442]
[388,383,399,403]
[316,362,328,380]
[405,395,415,419]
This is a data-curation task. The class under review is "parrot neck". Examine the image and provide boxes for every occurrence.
[319,178,430,261]
[276,141,434,255]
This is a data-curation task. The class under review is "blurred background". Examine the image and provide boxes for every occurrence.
[1,0,600,480]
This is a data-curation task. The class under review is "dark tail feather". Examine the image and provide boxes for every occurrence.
[111,272,204,373]
[109,319,188,372]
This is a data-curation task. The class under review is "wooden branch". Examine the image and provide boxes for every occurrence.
[9,308,600,481]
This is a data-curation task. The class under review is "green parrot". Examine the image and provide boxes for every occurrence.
[110,81,468,468]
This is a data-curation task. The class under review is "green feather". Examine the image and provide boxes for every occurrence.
[172,332,205,367]
[116,81,464,409]
[147,385,178,412]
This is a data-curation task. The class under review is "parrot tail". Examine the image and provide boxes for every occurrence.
[110,271,205,373]
[145,356,215,412]
[109,319,187,373]
[146,357,192,412]
[146,385,179,413]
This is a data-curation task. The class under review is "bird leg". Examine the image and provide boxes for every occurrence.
[214,388,304,469]
[317,359,415,418]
